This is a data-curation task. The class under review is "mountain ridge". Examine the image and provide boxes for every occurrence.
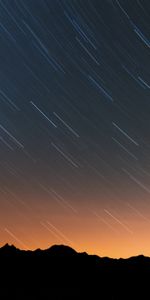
[0,242,148,260]
[1,243,150,299]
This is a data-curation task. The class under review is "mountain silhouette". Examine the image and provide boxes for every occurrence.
[0,244,150,299]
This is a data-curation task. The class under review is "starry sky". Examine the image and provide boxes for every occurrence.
[0,0,150,258]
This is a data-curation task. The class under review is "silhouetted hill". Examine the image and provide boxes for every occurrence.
[0,244,150,299]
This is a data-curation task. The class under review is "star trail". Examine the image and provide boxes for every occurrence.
[0,0,150,258]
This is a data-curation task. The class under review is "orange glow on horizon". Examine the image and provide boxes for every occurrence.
[1,198,150,259]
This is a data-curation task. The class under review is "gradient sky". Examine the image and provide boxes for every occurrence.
[0,0,150,258]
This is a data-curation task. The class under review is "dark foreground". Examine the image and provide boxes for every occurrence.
[0,244,150,299]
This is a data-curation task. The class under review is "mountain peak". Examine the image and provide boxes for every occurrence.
[0,243,18,254]
[46,244,77,255]
[1,243,16,250]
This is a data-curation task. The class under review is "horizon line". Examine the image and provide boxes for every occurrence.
[0,242,147,260]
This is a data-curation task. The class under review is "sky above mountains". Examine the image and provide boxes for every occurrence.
[0,0,150,258]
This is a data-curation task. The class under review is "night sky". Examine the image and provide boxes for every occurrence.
[0,0,150,258]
